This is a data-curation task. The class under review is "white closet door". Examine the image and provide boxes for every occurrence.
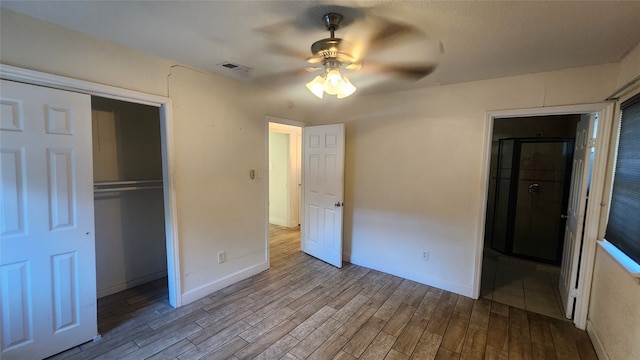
[1,80,97,360]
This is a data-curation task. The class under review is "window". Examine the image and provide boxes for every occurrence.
[605,92,640,264]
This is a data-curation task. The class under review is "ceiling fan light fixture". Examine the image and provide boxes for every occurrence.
[337,76,356,99]
[306,68,356,99]
[306,76,325,98]
[323,69,343,95]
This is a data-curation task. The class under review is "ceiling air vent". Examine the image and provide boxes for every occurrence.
[218,61,252,74]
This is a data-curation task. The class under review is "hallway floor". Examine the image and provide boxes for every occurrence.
[481,251,566,320]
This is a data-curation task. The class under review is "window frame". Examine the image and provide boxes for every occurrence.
[600,91,640,278]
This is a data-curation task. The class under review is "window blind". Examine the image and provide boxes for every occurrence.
[605,92,640,264]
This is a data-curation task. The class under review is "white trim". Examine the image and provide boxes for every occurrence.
[597,240,640,279]
[181,262,269,305]
[484,103,612,119]
[476,102,614,330]
[574,103,614,329]
[264,119,271,268]
[472,110,495,299]
[0,64,168,106]
[159,101,182,307]
[587,320,610,360]
[1,64,182,308]
[265,115,306,128]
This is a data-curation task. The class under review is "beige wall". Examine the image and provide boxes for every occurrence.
[269,132,290,226]
[167,66,293,299]
[588,248,640,359]
[587,41,640,360]
[0,10,171,96]
[0,9,307,304]
[306,64,618,296]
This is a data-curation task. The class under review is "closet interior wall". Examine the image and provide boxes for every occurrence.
[92,97,167,298]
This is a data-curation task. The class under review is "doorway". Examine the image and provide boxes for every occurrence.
[266,119,347,269]
[482,115,579,319]
[91,97,168,315]
[477,103,614,330]
[267,118,303,263]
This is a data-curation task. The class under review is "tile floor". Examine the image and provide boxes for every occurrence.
[480,251,567,320]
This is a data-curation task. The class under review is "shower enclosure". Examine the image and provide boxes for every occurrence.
[491,138,574,265]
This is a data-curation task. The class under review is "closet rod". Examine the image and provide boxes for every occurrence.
[94,179,163,186]
[94,185,163,193]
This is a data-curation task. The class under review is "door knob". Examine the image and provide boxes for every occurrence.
[561,214,568,219]
[335,202,343,207]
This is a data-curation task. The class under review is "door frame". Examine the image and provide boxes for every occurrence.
[264,115,305,266]
[0,64,182,308]
[475,103,614,330]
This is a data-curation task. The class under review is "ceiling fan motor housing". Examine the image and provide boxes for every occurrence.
[311,38,343,59]
[310,13,356,67]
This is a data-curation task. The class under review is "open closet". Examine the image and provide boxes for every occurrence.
[91,97,167,298]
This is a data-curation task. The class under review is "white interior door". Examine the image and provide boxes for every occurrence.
[1,80,97,359]
[302,124,345,268]
[559,114,595,319]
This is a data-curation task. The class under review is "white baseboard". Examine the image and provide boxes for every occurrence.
[587,320,609,360]
[349,256,474,298]
[269,218,288,227]
[97,270,168,298]
[181,262,269,305]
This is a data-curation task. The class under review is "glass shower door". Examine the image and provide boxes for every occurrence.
[511,140,573,263]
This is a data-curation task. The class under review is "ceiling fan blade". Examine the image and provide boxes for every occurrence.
[269,42,310,60]
[387,65,437,79]
[361,62,438,80]
[365,16,425,55]
[345,61,362,71]
[306,55,324,64]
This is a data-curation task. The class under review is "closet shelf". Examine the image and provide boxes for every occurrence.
[94,179,163,193]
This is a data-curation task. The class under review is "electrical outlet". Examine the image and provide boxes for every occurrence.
[421,250,429,261]
[217,251,226,264]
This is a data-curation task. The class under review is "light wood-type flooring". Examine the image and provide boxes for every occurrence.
[48,225,598,359]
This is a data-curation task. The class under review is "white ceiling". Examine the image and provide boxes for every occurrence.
[3,0,640,100]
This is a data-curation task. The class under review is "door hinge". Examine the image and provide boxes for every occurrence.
[587,138,596,148]
[569,288,579,298]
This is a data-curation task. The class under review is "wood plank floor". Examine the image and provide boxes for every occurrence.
[48,225,598,360]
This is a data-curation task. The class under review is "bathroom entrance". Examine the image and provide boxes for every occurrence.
[481,114,581,319]
[491,138,574,264]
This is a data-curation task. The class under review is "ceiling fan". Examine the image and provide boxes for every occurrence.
[264,11,443,99]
